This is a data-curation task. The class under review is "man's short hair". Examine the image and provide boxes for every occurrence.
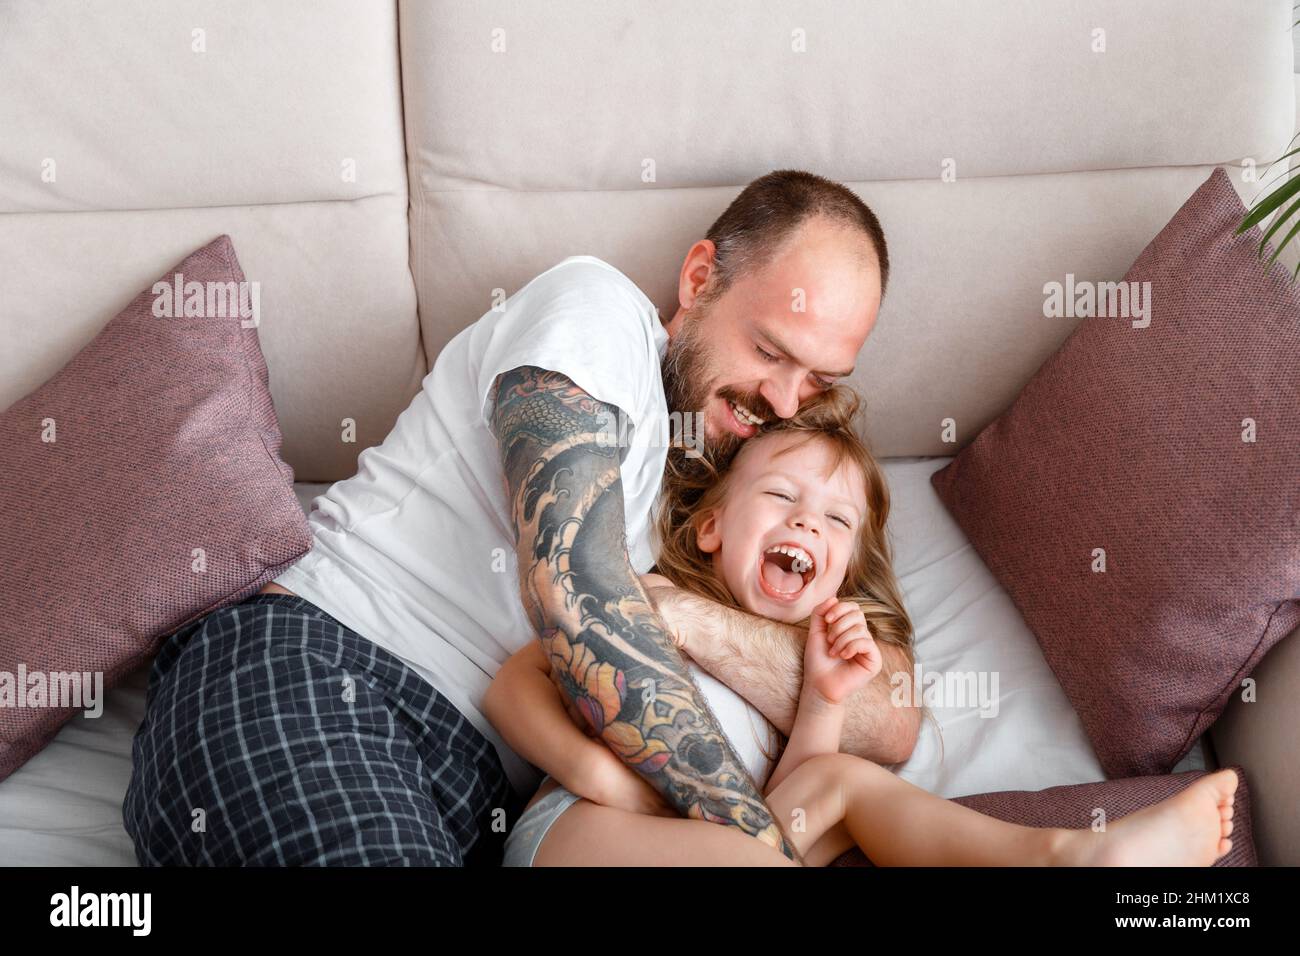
[700,169,890,304]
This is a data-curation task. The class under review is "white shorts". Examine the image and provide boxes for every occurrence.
[501,776,583,867]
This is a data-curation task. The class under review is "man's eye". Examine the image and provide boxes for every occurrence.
[813,375,835,390]
[766,491,794,502]
[756,345,780,363]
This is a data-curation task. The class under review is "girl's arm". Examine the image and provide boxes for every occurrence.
[483,641,612,799]
[764,688,845,794]
[484,641,672,816]
[763,599,881,795]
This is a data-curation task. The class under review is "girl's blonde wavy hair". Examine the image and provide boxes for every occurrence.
[653,386,929,769]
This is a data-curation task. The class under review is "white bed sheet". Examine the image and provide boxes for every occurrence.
[0,468,1206,865]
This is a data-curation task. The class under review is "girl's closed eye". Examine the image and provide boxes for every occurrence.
[766,489,851,528]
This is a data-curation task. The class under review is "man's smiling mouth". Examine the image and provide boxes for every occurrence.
[728,398,765,426]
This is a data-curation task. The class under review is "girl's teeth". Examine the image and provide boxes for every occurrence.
[764,544,814,575]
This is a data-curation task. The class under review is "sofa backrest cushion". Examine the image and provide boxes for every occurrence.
[398,0,1294,456]
[0,0,419,482]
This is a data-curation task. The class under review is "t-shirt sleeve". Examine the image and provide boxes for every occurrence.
[477,260,655,441]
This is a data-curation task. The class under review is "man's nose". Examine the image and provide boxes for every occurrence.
[760,378,801,420]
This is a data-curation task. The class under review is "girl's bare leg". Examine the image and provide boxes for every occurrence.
[532,755,1237,867]
[765,753,1057,866]
[762,753,1239,867]
[533,795,802,866]
[529,759,1009,867]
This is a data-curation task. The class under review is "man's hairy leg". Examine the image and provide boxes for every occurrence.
[491,365,800,861]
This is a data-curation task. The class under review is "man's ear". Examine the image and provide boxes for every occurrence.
[695,509,722,554]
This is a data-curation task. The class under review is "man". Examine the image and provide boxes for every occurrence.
[123,169,918,866]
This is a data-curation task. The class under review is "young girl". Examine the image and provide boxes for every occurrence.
[484,387,1239,866]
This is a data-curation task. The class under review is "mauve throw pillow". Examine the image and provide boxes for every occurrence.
[831,765,1257,867]
[0,235,310,781]
[930,167,1300,778]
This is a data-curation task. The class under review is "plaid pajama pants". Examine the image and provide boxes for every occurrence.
[123,593,517,866]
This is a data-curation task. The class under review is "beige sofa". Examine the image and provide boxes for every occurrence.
[0,0,1295,864]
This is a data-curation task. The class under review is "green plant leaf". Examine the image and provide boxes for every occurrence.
[1265,212,1300,268]
[1238,174,1300,234]
[1242,131,1300,204]
[1257,194,1300,253]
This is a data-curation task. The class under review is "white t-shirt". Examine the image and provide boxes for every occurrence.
[276,255,777,795]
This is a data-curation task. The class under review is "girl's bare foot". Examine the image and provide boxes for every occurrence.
[1052,768,1238,867]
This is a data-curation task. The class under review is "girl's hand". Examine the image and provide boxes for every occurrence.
[804,597,882,706]
[577,741,677,818]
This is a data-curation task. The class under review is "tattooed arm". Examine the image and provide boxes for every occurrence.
[490,365,801,861]
[485,642,672,816]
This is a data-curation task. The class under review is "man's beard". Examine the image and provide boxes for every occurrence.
[660,300,776,474]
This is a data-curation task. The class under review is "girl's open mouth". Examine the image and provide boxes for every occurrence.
[757,543,816,602]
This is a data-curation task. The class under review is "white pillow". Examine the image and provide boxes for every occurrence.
[883,458,1107,797]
